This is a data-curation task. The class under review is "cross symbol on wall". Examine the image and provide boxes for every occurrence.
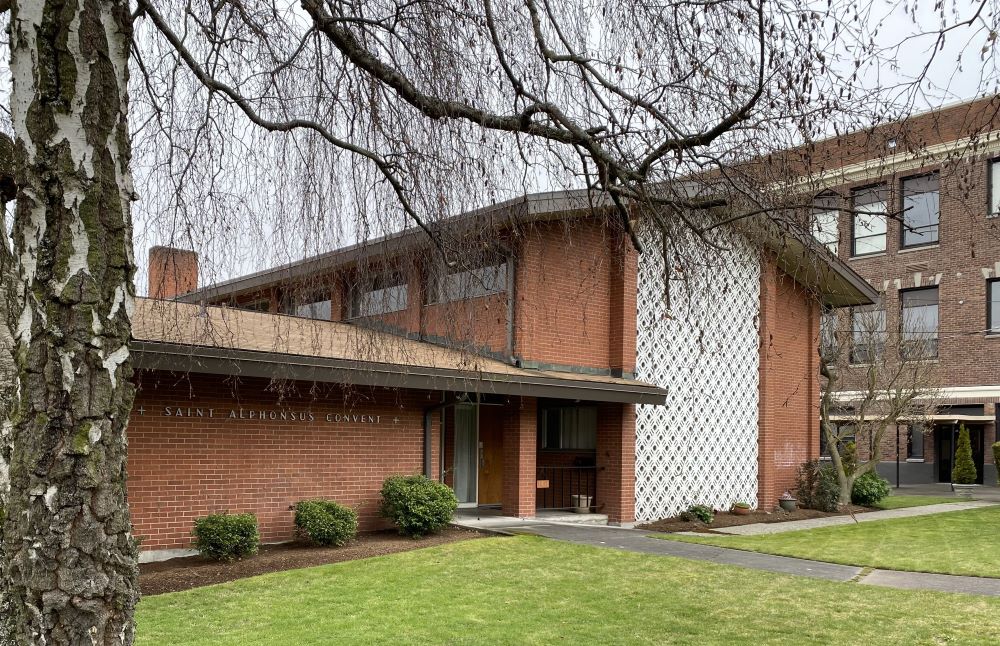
[393,417,400,424]
[137,406,146,415]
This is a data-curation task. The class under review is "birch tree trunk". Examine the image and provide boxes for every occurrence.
[2,1,139,643]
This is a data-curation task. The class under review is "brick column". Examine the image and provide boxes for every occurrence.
[502,397,537,518]
[597,402,635,525]
[608,230,638,377]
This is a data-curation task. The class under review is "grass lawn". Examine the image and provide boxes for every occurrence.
[661,506,1000,578]
[138,535,1000,645]
[873,494,960,510]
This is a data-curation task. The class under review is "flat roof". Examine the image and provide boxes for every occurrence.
[130,298,668,405]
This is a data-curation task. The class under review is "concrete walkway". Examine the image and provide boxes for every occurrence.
[711,500,995,536]
[453,515,1000,597]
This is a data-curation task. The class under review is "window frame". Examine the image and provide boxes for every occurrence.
[851,184,889,257]
[988,278,1000,334]
[811,193,841,254]
[425,255,509,305]
[849,305,886,365]
[348,271,408,318]
[899,286,940,360]
[989,158,1000,218]
[279,288,332,320]
[906,426,925,460]
[538,404,598,451]
[899,173,940,249]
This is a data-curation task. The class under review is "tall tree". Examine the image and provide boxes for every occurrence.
[1,1,138,644]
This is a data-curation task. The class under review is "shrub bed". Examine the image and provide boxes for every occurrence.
[380,475,457,538]
[193,512,259,562]
[294,499,359,547]
[795,460,840,512]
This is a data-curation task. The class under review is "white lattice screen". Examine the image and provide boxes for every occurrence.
[634,230,761,521]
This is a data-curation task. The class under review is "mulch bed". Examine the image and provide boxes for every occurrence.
[638,505,874,534]
[140,527,486,596]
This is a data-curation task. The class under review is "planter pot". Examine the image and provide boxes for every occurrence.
[570,495,593,513]
[731,506,751,516]
[953,483,980,499]
[778,498,797,512]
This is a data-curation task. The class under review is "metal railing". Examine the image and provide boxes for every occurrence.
[536,465,597,511]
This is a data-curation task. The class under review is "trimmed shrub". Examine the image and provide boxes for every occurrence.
[193,512,259,561]
[851,471,891,506]
[952,424,978,485]
[294,499,359,547]
[679,504,714,524]
[795,460,840,512]
[380,475,457,538]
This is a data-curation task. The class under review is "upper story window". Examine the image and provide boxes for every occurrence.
[427,257,508,304]
[851,185,888,256]
[280,289,331,320]
[900,286,939,359]
[901,173,940,248]
[988,279,1000,333]
[990,159,1000,218]
[820,310,838,360]
[850,305,885,364]
[349,273,408,318]
[811,194,840,254]
[540,404,597,450]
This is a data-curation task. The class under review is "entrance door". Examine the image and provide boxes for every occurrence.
[453,405,478,506]
[477,412,504,506]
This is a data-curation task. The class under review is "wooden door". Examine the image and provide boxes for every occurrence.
[477,411,504,505]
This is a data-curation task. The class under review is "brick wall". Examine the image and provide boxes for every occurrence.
[129,372,443,551]
[758,255,821,509]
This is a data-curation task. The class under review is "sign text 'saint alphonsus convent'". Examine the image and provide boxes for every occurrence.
[136,406,390,424]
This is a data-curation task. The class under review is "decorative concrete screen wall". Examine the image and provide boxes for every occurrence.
[634,229,761,521]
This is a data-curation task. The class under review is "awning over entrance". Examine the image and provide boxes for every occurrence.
[130,299,667,405]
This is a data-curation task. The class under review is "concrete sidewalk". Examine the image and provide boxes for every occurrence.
[453,515,1000,597]
[711,500,995,536]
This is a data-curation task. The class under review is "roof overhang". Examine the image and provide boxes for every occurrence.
[131,340,669,406]
[829,414,994,424]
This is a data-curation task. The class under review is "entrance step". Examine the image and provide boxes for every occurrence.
[534,511,609,525]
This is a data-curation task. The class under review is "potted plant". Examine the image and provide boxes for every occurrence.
[778,491,797,512]
[731,501,751,516]
[952,424,979,498]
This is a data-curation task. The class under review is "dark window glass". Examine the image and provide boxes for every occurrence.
[540,406,597,450]
[907,426,925,459]
[852,185,888,256]
[850,306,886,364]
[900,287,939,359]
[989,280,1000,333]
[901,174,940,247]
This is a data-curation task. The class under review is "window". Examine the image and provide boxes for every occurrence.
[349,273,408,318]
[990,159,1000,218]
[900,287,939,359]
[820,310,838,360]
[540,405,597,450]
[901,174,940,247]
[907,426,925,459]
[989,279,1000,333]
[279,290,331,320]
[850,305,886,364]
[427,258,508,304]
[812,194,840,253]
[820,423,856,458]
[852,185,888,256]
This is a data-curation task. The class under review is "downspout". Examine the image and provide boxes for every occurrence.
[506,251,517,364]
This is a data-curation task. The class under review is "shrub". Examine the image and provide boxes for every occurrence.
[294,499,359,547]
[379,475,457,538]
[679,504,714,524]
[851,471,891,506]
[192,512,259,561]
[952,424,978,485]
[795,460,840,512]
[993,442,1000,472]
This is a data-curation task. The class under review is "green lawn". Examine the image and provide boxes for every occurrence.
[662,506,1000,578]
[873,494,960,510]
[138,535,1000,645]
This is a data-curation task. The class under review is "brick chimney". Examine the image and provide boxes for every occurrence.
[148,246,198,299]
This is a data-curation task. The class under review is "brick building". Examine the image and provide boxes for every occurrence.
[130,191,874,560]
[800,95,1000,485]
